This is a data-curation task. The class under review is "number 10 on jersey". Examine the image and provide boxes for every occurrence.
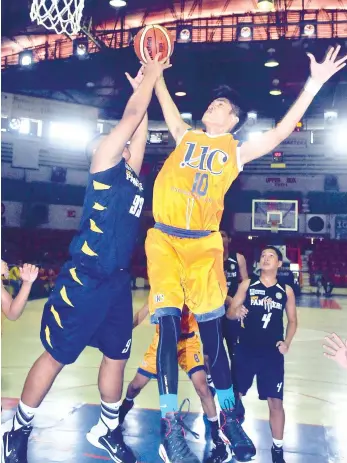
[192,172,209,197]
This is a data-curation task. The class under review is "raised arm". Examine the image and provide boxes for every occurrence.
[1,264,38,321]
[226,279,250,320]
[154,75,190,143]
[91,51,170,174]
[133,303,149,329]
[124,68,149,177]
[240,45,347,166]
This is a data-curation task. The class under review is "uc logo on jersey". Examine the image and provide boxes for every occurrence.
[180,142,229,176]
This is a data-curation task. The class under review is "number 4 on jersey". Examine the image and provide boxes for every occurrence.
[262,313,272,329]
[129,195,144,217]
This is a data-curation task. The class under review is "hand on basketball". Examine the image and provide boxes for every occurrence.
[276,341,289,355]
[125,66,145,91]
[323,333,347,369]
[1,260,9,278]
[20,264,39,284]
[142,48,172,80]
[307,45,347,85]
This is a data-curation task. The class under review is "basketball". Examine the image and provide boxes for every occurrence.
[134,25,174,63]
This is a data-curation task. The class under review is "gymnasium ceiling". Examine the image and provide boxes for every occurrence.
[1,0,347,120]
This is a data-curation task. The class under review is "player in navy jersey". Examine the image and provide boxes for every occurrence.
[221,230,248,353]
[227,246,297,463]
[2,52,171,463]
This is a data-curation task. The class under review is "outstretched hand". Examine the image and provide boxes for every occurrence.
[141,48,172,80]
[20,263,39,284]
[323,333,347,369]
[125,66,145,91]
[307,45,347,85]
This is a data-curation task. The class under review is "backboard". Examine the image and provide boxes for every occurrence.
[252,199,298,232]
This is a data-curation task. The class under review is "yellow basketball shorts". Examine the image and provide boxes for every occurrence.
[145,228,227,322]
[138,332,204,378]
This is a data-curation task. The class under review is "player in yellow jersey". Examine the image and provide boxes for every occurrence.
[119,304,231,462]
[144,45,347,463]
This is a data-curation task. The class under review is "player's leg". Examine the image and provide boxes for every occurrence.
[146,229,200,462]
[3,268,109,463]
[198,318,235,410]
[119,372,151,424]
[86,273,137,462]
[181,338,231,463]
[120,333,159,424]
[145,229,183,416]
[1,349,65,463]
[257,349,285,463]
[268,398,285,463]
[184,233,235,411]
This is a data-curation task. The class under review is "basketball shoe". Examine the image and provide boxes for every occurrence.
[271,444,286,463]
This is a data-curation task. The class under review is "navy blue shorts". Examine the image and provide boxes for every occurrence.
[40,262,133,365]
[234,344,284,400]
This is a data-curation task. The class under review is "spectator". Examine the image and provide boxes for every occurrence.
[1,260,39,320]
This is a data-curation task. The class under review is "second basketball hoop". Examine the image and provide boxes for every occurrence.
[30,0,85,36]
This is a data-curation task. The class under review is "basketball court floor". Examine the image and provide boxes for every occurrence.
[1,290,347,463]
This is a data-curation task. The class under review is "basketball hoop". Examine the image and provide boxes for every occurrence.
[30,0,85,36]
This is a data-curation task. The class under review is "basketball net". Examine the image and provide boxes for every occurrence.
[30,0,85,36]
[270,220,279,233]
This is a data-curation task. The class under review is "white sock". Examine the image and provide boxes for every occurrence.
[273,438,283,448]
[13,401,37,430]
[207,375,215,388]
[207,415,218,422]
[100,399,121,430]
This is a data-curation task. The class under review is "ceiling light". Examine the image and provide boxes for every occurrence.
[76,43,87,56]
[175,91,186,97]
[265,48,279,67]
[303,24,315,37]
[179,28,191,43]
[240,26,252,39]
[265,58,279,67]
[247,111,257,120]
[257,0,274,11]
[269,89,282,96]
[19,51,33,67]
[9,118,21,130]
[109,0,127,7]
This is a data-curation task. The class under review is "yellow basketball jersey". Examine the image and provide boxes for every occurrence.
[153,129,241,231]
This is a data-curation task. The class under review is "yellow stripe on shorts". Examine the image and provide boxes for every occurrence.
[45,325,53,348]
[50,305,63,329]
[60,286,74,307]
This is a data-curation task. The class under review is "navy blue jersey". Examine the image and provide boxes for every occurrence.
[224,252,240,297]
[69,159,144,278]
[240,277,287,348]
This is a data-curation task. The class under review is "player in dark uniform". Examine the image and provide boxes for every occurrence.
[221,230,248,355]
[226,246,297,463]
[2,53,170,463]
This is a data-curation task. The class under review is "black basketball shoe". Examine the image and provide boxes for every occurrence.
[2,420,32,463]
[271,444,286,463]
[220,406,256,462]
[87,422,137,463]
[159,400,200,463]
[205,429,232,463]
